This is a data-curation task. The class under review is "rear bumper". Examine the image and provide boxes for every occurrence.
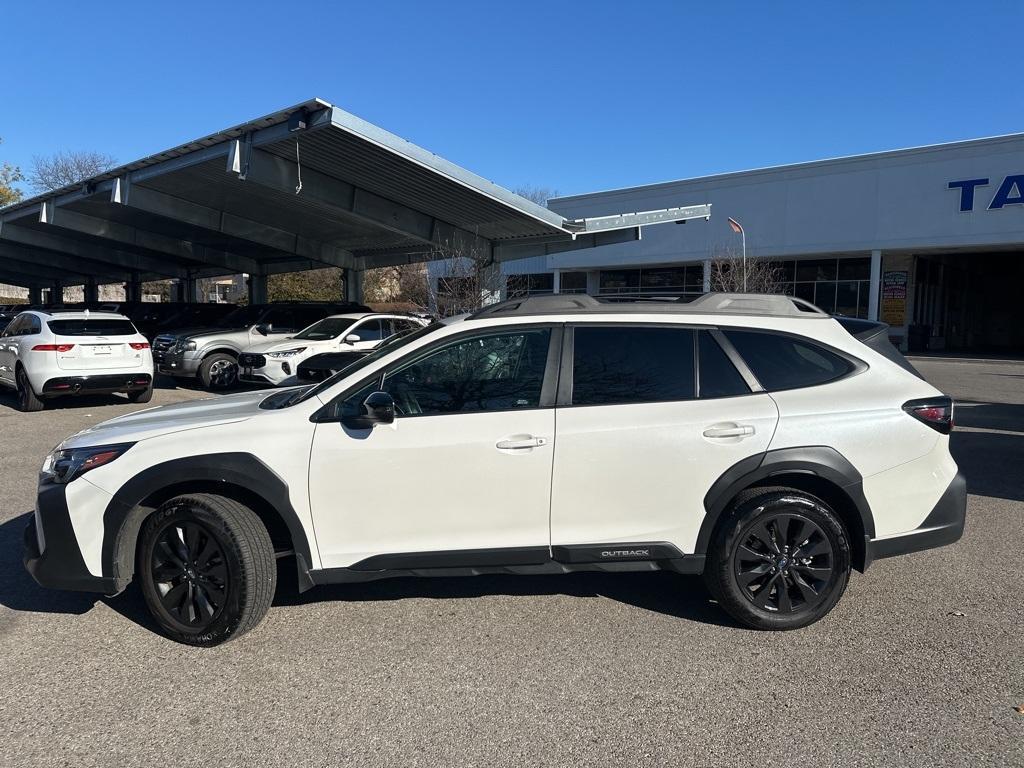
[23,482,117,594]
[865,472,967,567]
[42,373,152,396]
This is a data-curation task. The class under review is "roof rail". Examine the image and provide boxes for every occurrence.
[468,294,601,318]
[681,292,828,317]
[465,291,829,320]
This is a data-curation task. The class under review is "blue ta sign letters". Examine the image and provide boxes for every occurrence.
[949,176,1024,211]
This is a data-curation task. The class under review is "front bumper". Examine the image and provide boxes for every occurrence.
[157,350,200,377]
[42,373,152,396]
[865,472,967,566]
[23,481,117,594]
[239,355,294,386]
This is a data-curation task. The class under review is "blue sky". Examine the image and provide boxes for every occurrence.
[3,1,1022,198]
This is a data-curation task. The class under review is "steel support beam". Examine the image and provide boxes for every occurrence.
[0,243,132,282]
[0,221,189,279]
[35,201,266,277]
[28,285,42,304]
[83,278,99,303]
[238,147,493,259]
[112,182,354,270]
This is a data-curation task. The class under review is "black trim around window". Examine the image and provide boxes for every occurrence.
[314,323,564,422]
[717,326,868,393]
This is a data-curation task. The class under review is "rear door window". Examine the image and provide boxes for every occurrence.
[47,319,137,336]
[570,326,695,406]
[698,330,749,398]
[722,329,853,390]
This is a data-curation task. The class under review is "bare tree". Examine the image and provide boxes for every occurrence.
[0,137,24,207]
[512,185,558,208]
[27,150,118,193]
[709,247,785,294]
[430,239,503,316]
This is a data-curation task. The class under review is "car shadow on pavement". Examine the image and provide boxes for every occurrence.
[950,431,1024,503]
[955,400,1024,433]
[0,513,99,616]
[271,560,741,628]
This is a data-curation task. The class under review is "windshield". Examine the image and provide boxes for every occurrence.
[215,304,267,328]
[280,322,443,408]
[293,317,356,341]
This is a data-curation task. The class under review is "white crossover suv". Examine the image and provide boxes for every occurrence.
[23,294,965,645]
[237,313,429,387]
[0,310,154,412]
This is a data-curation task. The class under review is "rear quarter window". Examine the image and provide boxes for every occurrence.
[723,329,854,391]
[47,319,138,336]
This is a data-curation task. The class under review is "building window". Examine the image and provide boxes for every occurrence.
[599,266,703,296]
[506,273,555,298]
[560,272,588,294]
[773,257,871,318]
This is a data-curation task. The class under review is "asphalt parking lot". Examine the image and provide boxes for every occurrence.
[1,361,1021,767]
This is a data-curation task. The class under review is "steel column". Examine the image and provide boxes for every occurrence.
[868,249,882,321]
[344,269,364,303]
[248,274,268,305]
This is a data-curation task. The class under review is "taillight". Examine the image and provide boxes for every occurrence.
[32,344,75,352]
[903,396,954,434]
[129,342,150,350]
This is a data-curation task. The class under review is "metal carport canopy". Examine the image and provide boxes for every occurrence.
[0,97,711,291]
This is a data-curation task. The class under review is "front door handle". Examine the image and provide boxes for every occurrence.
[496,435,548,450]
[703,423,755,439]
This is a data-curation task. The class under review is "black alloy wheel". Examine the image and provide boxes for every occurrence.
[733,512,834,614]
[705,488,851,630]
[137,494,276,646]
[150,520,228,629]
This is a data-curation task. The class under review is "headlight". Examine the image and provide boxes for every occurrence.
[267,347,307,358]
[41,443,134,484]
[181,340,197,352]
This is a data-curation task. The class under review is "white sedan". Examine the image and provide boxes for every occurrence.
[237,312,429,386]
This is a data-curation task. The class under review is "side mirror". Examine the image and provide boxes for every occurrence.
[344,333,361,344]
[342,391,395,429]
[255,323,271,336]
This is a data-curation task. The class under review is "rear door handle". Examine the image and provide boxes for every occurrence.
[496,435,548,450]
[703,424,755,438]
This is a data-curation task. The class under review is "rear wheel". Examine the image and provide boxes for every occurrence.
[16,367,44,412]
[127,385,153,403]
[705,488,851,630]
[199,353,237,390]
[137,494,276,646]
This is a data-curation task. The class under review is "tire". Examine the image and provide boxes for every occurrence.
[127,385,154,403]
[704,487,851,630]
[16,367,44,412]
[137,493,276,646]
[199,353,238,390]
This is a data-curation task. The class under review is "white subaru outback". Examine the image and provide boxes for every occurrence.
[23,293,965,645]
[1,310,154,412]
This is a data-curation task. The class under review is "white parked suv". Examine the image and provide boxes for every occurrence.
[0,310,154,412]
[24,294,965,645]
[237,313,429,387]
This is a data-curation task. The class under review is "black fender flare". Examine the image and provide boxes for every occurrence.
[695,446,876,556]
[101,453,313,591]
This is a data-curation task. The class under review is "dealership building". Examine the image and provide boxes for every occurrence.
[461,133,1024,353]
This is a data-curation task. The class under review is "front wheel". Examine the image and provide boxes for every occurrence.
[137,494,276,646]
[199,353,238,390]
[704,488,851,630]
